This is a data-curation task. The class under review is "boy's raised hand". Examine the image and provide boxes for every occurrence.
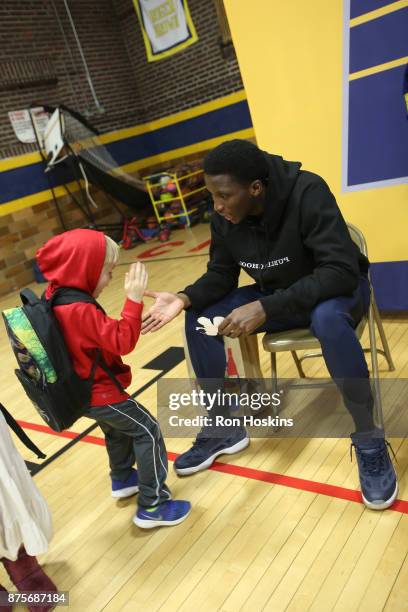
[125,262,148,303]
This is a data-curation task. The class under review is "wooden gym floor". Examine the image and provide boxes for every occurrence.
[0,223,407,611]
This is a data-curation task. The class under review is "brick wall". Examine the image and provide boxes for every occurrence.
[0,0,243,158]
[0,0,143,158]
[0,0,244,296]
[0,190,123,296]
[112,0,243,120]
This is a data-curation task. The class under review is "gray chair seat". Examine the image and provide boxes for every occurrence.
[262,317,367,353]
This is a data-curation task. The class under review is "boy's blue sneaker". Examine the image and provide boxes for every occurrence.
[111,468,139,499]
[174,429,249,476]
[133,500,191,529]
[351,428,398,510]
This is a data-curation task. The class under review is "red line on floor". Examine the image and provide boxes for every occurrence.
[17,419,105,446]
[202,460,408,515]
[188,239,211,252]
[19,420,408,514]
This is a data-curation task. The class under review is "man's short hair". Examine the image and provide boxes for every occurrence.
[204,139,269,185]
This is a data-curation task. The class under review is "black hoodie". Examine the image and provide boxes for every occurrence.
[182,153,369,317]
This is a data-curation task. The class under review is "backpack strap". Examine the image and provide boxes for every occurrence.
[86,350,125,394]
[96,354,125,393]
[46,288,125,393]
[48,287,103,311]
[20,288,41,306]
[0,402,46,459]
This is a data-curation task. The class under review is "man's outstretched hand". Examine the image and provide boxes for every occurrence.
[141,291,186,334]
[218,301,266,338]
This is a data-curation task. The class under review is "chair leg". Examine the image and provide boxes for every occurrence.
[372,299,395,371]
[270,352,279,419]
[270,352,278,395]
[367,299,384,430]
[291,351,306,378]
[239,335,263,379]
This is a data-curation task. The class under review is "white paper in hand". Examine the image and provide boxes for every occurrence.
[195,316,225,336]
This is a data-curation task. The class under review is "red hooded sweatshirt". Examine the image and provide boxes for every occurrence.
[36,229,143,406]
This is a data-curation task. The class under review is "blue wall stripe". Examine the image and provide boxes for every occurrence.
[349,8,408,73]
[350,0,400,19]
[371,261,408,310]
[348,65,408,185]
[0,99,252,206]
[107,100,252,166]
[0,161,79,205]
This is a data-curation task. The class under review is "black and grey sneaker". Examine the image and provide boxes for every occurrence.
[350,428,398,510]
[174,429,249,476]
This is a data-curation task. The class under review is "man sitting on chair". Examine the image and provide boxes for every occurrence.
[141,139,398,511]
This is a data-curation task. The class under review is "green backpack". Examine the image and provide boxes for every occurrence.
[2,288,122,432]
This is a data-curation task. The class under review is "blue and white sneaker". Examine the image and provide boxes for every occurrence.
[174,429,249,476]
[111,468,139,499]
[350,428,398,510]
[133,500,191,528]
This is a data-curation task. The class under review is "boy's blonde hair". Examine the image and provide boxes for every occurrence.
[104,235,120,267]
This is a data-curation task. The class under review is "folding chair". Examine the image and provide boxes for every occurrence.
[262,223,395,424]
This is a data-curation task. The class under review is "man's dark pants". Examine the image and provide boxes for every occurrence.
[185,278,375,434]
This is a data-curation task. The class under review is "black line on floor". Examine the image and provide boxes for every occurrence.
[30,422,99,476]
[142,347,185,373]
[25,460,40,475]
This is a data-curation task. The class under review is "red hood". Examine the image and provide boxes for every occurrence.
[36,229,106,298]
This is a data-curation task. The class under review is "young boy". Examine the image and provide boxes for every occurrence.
[36,228,190,528]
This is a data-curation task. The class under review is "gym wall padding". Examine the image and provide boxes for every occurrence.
[224,0,408,310]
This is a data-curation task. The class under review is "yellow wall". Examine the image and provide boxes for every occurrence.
[224,0,408,263]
